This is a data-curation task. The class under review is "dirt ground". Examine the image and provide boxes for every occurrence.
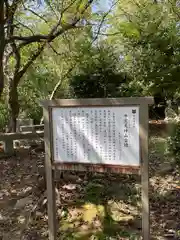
[0,135,180,240]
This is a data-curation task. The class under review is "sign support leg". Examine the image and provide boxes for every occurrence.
[43,106,57,240]
[45,162,57,240]
[140,105,150,240]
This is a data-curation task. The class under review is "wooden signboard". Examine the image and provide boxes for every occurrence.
[41,97,154,240]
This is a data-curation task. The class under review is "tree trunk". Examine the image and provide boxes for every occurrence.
[0,0,5,97]
[7,45,45,132]
[7,79,19,132]
[40,65,75,124]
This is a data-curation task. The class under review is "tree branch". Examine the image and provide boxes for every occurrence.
[11,34,49,42]
[45,0,59,19]
[93,31,121,36]
[15,20,35,35]
[91,0,119,43]
[6,0,22,83]
[9,0,94,46]
[47,42,64,56]
[9,0,94,86]
[0,0,5,96]
[6,0,20,38]
[168,0,180,19]
[23,7,48,24]
[11,42,21,79]
[17,43,45,81]
[60,0,77,20]
[4,0,9,21]
[50,64,76,100]
[40,63,76,124]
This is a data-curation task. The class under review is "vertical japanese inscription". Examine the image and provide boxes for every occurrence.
[124,114,129,148]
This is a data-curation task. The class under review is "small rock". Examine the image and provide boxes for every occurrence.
[62,173,80,182]
[54,170,62,181]
[130,218,142,229]
[164,229,176,239]
[62,184,77,190]
[159,163,174,174]
[14,196,33,210]
[36,211,43,217]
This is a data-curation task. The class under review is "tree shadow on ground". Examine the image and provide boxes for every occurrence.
[1,133,180,240]
[149,134,180,239]
[56,172,142,240]
[0,150,141,240]
[149,132,180,178]
[150,183,180,239]
[0,149,48,240]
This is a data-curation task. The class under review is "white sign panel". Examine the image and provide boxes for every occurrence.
[52,106,140,166]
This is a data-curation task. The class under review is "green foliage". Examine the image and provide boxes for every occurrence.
[18,67,54,122]
[1,0,96,131]
[0,102,9,131]
[4,0,180,128]
[69,44,135,98]
[70,73,122,98]
[107,0,180,100]
[168,121,180,165]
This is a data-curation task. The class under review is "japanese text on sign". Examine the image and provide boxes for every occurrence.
[52,106,140,166]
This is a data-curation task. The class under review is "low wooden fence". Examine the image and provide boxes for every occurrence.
[0,125,44,154]
[19,124,44,132]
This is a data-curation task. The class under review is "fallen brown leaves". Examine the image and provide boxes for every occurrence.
[0,136,179,240]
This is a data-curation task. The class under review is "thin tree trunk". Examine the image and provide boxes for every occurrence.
[40,65,75,124]
[7,45,45,132]
[40,78,63,124]
[8,78,19,132]
[0,1,5,97]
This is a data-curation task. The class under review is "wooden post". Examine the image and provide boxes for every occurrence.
[16,118,33,132]
[140,104,150,240]
[4,139,14,154]
[43,107,57,240]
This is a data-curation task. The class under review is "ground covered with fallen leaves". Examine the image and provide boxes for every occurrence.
[0,133,180,240]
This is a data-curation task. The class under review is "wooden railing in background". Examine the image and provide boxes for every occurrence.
[0,125,44,154]
[0,121,168,155]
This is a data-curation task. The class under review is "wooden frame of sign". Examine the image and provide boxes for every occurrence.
[40,97,154,240]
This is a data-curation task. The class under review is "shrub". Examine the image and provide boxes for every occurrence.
[0,103,9,132]
[167,120,180,165]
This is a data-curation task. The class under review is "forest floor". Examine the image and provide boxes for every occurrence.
[0,133,180,240]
